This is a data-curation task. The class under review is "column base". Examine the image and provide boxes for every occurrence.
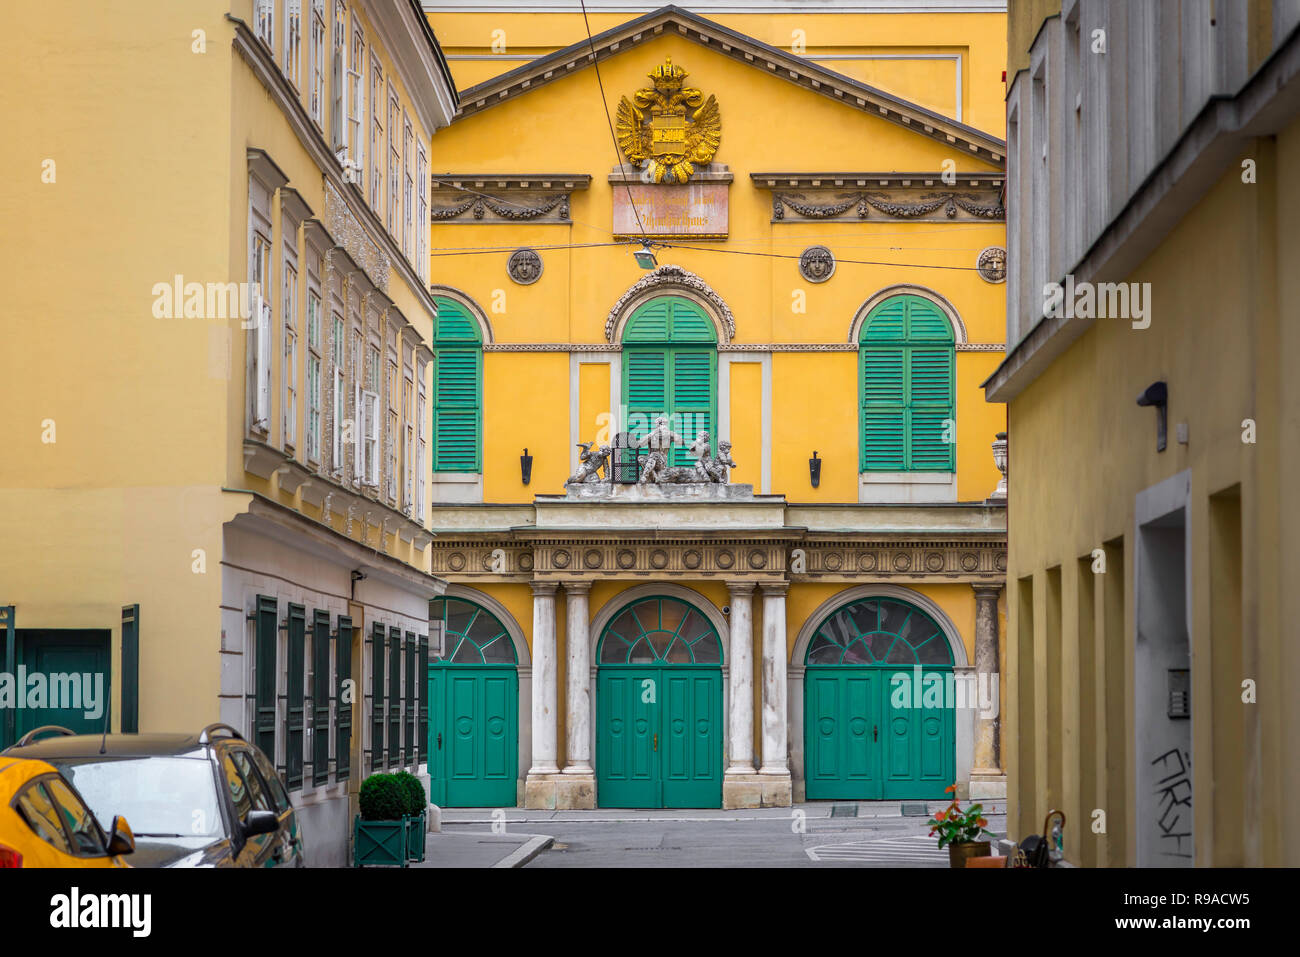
[722,772,792,809]
[968,770,1007,800]
[525,771,596,810]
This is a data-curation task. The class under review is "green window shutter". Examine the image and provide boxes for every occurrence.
[312,610,330,786]
[417,634,429,763]
[336,616,352,781]
[625,349,667,447]
[388,627,401,769]
[432,349,481,472]
[431,295,483,475]
[370,622,384,772]
[907,348,955,470]
[669,349,715,466]
[120,605,139,734]
[285,604,306,789]
[404,631,416,767]
[861,347,906,470]
[254,596,278,762]
[859,295,955,473]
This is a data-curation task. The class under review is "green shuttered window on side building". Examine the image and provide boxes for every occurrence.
[859,294,955,472]
[431,296,482,473]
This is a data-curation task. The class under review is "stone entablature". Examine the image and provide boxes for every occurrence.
[426,501,1006,585]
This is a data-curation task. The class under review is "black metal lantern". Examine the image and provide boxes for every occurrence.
[520,448,534,485]
[809,450,821,488]
[1136,381,1168,452]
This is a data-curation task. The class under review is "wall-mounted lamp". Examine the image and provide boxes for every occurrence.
[1136,381,1168,452]
[633,243,658,270]
[520,448,534,485]
[809,450,822,488]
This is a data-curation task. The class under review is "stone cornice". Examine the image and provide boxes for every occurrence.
[450,6,1006,165]
[429,174,592,224]
[749,172,1006,223]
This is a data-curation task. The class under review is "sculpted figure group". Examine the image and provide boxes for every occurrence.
[566,416,737,486]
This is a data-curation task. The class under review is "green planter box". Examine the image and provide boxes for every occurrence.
[353,816,409,868]
[406,810,426,863]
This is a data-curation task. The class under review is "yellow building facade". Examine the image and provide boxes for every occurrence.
[2,0,457,865]
[419,3,1010,809]
[992,1,1300,866]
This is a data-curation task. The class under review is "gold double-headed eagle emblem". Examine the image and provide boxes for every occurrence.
[615,57,722,184]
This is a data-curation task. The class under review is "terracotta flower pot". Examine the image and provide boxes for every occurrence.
[948,840,992,868]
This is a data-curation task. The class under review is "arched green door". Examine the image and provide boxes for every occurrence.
[804,596,955,800]
[596,596,723,808]
[428,598,518,807]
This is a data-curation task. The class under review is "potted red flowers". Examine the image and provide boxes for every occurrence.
[927,785,994,867]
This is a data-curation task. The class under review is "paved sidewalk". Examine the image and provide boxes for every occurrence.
[410,829,553,868]
[437,799,994,826]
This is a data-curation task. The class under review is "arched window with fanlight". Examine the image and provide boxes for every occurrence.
[806,595,954,667]
[598,595,723,665]
[859,294,955,473]
[432,596,516,665]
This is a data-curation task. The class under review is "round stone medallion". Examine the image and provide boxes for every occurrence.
[976,245,1007,283]
[995,553,1008,572]
[448,552,467,572]
[960,552,979,572]
[747,549,768,570]
[683,549,703,569]
[552,549,571,569]
[519,552,534,571]
[824,552,843,571]
[616,548,636,569]
[650,549,669,569]
[583,548,603,569]
[716,549,735,570]
[507,248,543,285]
[858,552,877,572]
[798,245,836,283]
[892,551,912,572]
[925,551,945,572]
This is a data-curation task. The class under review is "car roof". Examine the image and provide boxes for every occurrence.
[5,733,221,761]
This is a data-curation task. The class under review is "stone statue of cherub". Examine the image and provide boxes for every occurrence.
[567,440,611,484]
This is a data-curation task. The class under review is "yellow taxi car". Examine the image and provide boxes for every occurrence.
[0,755,136,868]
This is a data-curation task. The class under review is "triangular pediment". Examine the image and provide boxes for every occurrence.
[451,4,1004,166]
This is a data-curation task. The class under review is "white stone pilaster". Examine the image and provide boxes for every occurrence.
[725,582,755,774]
[563,582,592,774]
[528,581,559,775]
[760,582,789,775]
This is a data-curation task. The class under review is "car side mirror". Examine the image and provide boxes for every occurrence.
[107,815,136,856]
[243,809,279,838]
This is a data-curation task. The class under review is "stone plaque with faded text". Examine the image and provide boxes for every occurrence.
[613,182,729,239]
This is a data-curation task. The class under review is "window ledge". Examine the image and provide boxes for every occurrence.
[859,471,957,504]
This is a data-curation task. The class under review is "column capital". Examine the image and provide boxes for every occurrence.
[726,580,756,598]
[530,580,559,597]
[561,580,592,596]
[971,583,1003,601]
[760,581,790,597]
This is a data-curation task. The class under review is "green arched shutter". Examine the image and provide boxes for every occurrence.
[432,296,482,473]
[860,295,954,471]
[622,297,717,468]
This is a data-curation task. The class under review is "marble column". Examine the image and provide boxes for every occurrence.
[760,582,790,776]
[528,581,559,775]
[563,582,593,774]
[969,584,1007,799]
[725,582,755,774]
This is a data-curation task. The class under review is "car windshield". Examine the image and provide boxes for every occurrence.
[60,756,223,839]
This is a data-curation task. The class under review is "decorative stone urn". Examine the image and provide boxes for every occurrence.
[988,431,1008,501]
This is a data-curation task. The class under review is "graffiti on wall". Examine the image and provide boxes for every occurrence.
[1152,747,1193,859]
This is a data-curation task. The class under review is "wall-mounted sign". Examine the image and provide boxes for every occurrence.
[613,182,729,239]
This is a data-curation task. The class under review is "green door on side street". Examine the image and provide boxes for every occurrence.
[804,597,954,801]
[596,596,722,809]
[427,598,518,808]
[14,630,112,740]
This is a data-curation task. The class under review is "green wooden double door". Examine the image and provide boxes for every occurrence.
[10,630,111,742]
[427,665,517,807]
[597,666,722,808]
[805,667,954,800]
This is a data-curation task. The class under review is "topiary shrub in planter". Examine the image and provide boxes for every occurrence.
[392,771,427,863]
[354,773,409,868]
